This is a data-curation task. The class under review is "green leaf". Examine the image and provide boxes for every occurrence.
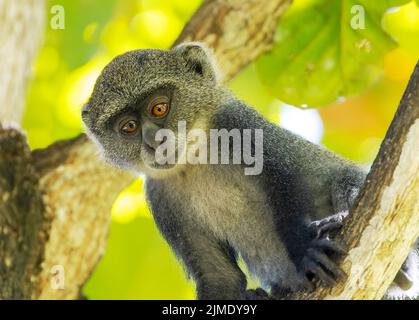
[255,0,411,108]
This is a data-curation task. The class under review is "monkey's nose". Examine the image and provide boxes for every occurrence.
[142,121,163,151]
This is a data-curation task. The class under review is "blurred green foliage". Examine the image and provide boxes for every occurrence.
[22,0,419,299]
[256,0,414,107]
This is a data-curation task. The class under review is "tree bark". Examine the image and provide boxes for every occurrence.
[294,62,419,300]
[1,0,417,301]
[0,125,48,299]
[0,0,45,124]
[0,0,293,299]
[174,0,292,81]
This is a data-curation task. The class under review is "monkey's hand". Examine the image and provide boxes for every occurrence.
[301,218,347,288]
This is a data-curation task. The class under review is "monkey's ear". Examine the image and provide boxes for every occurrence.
[173,42,221,84]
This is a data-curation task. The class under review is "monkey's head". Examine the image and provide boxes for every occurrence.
[82,42,226,177]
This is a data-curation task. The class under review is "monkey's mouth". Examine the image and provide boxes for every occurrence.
[143,142,156,155]
[141,143,177,170]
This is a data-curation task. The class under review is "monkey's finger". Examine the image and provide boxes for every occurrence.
[298,273,316,292]
[311,216,337,228]
[307,248,346,281]
[305,260,336,287]
[314,238,347,255]
[316,221,343,239]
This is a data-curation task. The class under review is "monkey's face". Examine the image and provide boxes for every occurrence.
[82,43,223,177]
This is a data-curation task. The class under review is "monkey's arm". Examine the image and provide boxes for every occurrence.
[213,102,347,290]
[330,166,366,216]
[146,181,250,300]
[157,218,246,300]
[272,170,347,292]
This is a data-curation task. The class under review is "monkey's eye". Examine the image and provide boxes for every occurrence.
[119,118,139,135]
[150,102,169,118]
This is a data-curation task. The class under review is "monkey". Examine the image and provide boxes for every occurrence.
[385,239,419,299]
[81,42,419,300]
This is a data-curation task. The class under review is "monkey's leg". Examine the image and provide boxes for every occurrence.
[188,237,270,300]
[151,212,247,299]
[173,234,247,299]
[385,240,419,299]
[189,237,264,300]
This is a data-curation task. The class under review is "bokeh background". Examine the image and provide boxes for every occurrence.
[22,0,419,299]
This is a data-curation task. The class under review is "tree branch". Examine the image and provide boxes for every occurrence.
[0,0,293,299]
[174,0,292,80]
[0,0,45,124]
[295,62,419,300]
[5,0,416,301]
[0,126,48,299]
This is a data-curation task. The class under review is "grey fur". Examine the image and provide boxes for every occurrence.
[82,42,418,300]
